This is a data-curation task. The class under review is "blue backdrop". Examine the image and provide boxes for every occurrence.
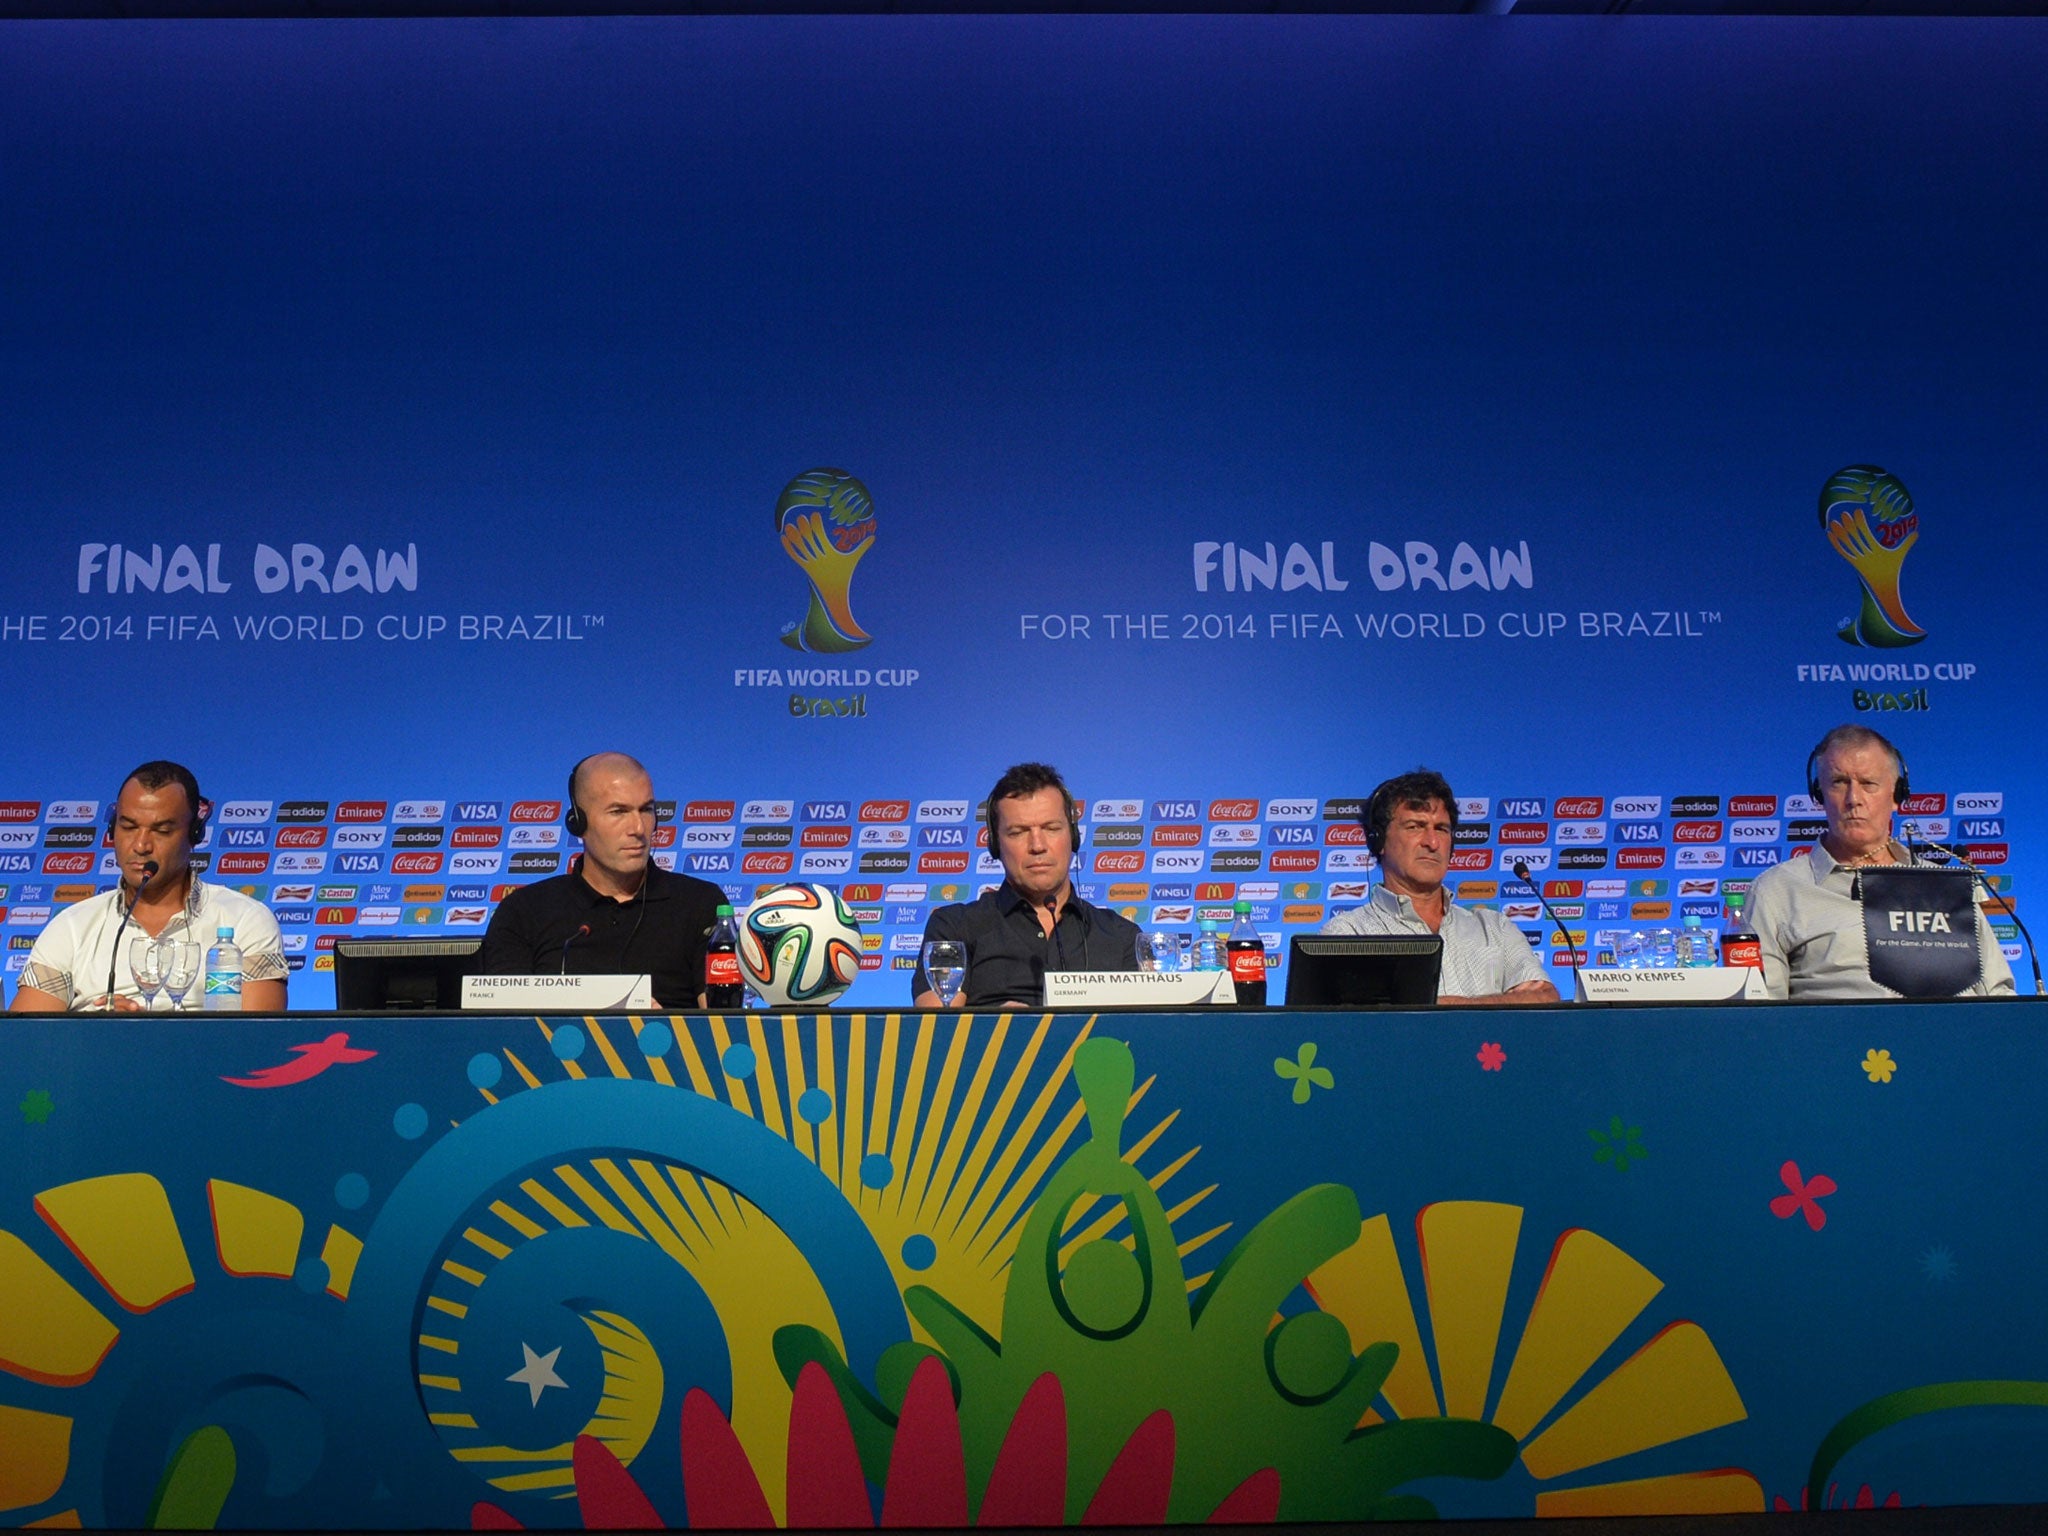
[1,16,2042,1006]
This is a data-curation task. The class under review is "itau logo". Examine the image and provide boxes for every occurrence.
[1822,464,1926,649]
[777,469,877,653]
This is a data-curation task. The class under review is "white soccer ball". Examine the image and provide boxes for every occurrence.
[738,883,864,1008]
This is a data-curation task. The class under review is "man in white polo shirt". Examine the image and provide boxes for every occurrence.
[9,760,287,1012]
[1321,768,1560,1005]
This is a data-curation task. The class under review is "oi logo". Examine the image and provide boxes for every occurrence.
[777,469,877,653]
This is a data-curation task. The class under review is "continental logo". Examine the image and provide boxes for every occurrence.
[1282,904,1326,924]
[1456,880,1499,899]
[52,884,97,903]
[1107,882,1150,901]
[1673,821,1724,843]
[1208,799,1260,821]
[336,801,388,822]
[686,801,736,822]
[402,884,448,902]
[1631,901,1673,920]
[510,800,563,822]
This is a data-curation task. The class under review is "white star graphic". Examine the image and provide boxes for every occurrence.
[507,1343,567,1407]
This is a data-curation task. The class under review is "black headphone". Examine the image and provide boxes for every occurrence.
[106,762,208,844]
[1805,728,1910,806]
[564,755,592,838]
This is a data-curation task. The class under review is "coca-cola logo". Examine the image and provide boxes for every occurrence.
[275,827,328,849]
[336,801,388,822]
[1323,824,1368,846]
[40,852,94,874]
[510,800,563,822]
[1728,796,1778,817]
[1552,797,1604,819]
[1616,848,1666,869]
[860,800,912,823]
[1207,799,1260,821]
[1900,793,1947,816]
[1673,821,1724,842]
[1448,849,1490,871]
[391,853,444,874]
[741,852,795,874]
[1094,852,1145,873]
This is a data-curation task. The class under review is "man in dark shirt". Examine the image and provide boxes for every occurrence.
[913,762,1141,1008]
[479,752,725,1009]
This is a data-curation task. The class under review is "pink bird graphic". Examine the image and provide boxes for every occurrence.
[222,1032,377,1089]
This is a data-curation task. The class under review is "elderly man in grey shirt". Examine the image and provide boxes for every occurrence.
[1747,724,2014,1000]
[1321,768,1560,1005]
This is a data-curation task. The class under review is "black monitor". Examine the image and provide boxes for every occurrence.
[1284,933,1443,1007]
[333,937,483,1011]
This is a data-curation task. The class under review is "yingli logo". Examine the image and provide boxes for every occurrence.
[1094,852,1145,873]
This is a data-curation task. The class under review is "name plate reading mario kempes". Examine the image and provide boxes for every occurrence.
[1043,970,1238,1008]
[1572,966,1767,1003]
[462,974,655,1011]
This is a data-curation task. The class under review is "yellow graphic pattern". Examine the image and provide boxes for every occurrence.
[1306,1202,1760,1517]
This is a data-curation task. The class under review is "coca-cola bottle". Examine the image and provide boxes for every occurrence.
[705,903,744,1009]
[1226,898,1267,1008]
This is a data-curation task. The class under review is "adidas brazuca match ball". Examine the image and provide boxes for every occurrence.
[737,883,864,1008]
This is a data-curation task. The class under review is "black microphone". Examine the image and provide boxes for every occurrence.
[105,859,160,1007]
[1514,860,1583,1000]
[1903,824,2045,997]
[560,922,591,975]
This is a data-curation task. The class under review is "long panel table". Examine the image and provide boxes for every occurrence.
[3,1002,2045,1528]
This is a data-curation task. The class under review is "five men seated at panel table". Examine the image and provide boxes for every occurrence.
[7,725,2016,1012]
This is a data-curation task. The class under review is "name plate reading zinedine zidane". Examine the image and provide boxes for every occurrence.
[461,974,656,1011]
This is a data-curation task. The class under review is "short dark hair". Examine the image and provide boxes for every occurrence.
[1364,768,1459,858]
[1809,724,1904,778]
[120,760,205,838]
[986,762,1078,840]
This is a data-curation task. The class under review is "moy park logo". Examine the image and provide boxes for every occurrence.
[1822,465,1925,650]
[777,468,877,653]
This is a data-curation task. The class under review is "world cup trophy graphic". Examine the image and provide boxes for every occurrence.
[1821,464,1927,649]
[775,468,877,653]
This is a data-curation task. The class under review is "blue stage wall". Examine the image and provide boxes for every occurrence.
[1,17,2042,1007]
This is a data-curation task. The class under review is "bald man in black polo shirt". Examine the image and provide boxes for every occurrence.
[480,752,726,1008]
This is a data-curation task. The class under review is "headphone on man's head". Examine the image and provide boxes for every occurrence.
[1805,728,1910,806]
[1363,780,1397,858]
[564,755,592,838]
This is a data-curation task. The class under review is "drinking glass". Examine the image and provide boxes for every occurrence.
[130,938,166,1012]
[922,940,966,1006]
[1137,931,1186,973]
[162,941,202,1011]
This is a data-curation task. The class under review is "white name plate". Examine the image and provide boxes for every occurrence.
[1043,970,1238,1007]
[462,974,656,1011]
[1574,966,1767,1003]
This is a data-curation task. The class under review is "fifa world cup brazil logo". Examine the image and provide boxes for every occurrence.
[776,469,877,653]
[1821,464,1926,649]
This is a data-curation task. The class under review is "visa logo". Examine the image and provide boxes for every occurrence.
[335,854,383,873]
[687,854,733,873]
[919,827,966,847]
[1960,819,2005,838]
[1735,847,1782,866]
[220,827,269,848]
[455,801,501,822]
[804,801,850,821]
[1498,798,1544,818]
[1152,800,1199,821]
[1615,822,1663,843]
[1267,825,1317,845]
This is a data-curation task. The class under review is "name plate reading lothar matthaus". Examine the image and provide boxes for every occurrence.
[1573,966,1767,1003]
[462,974,656,1011]
[1043,970,1239,1008]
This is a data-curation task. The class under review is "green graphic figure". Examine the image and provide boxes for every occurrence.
[780,1038,1515,1521]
